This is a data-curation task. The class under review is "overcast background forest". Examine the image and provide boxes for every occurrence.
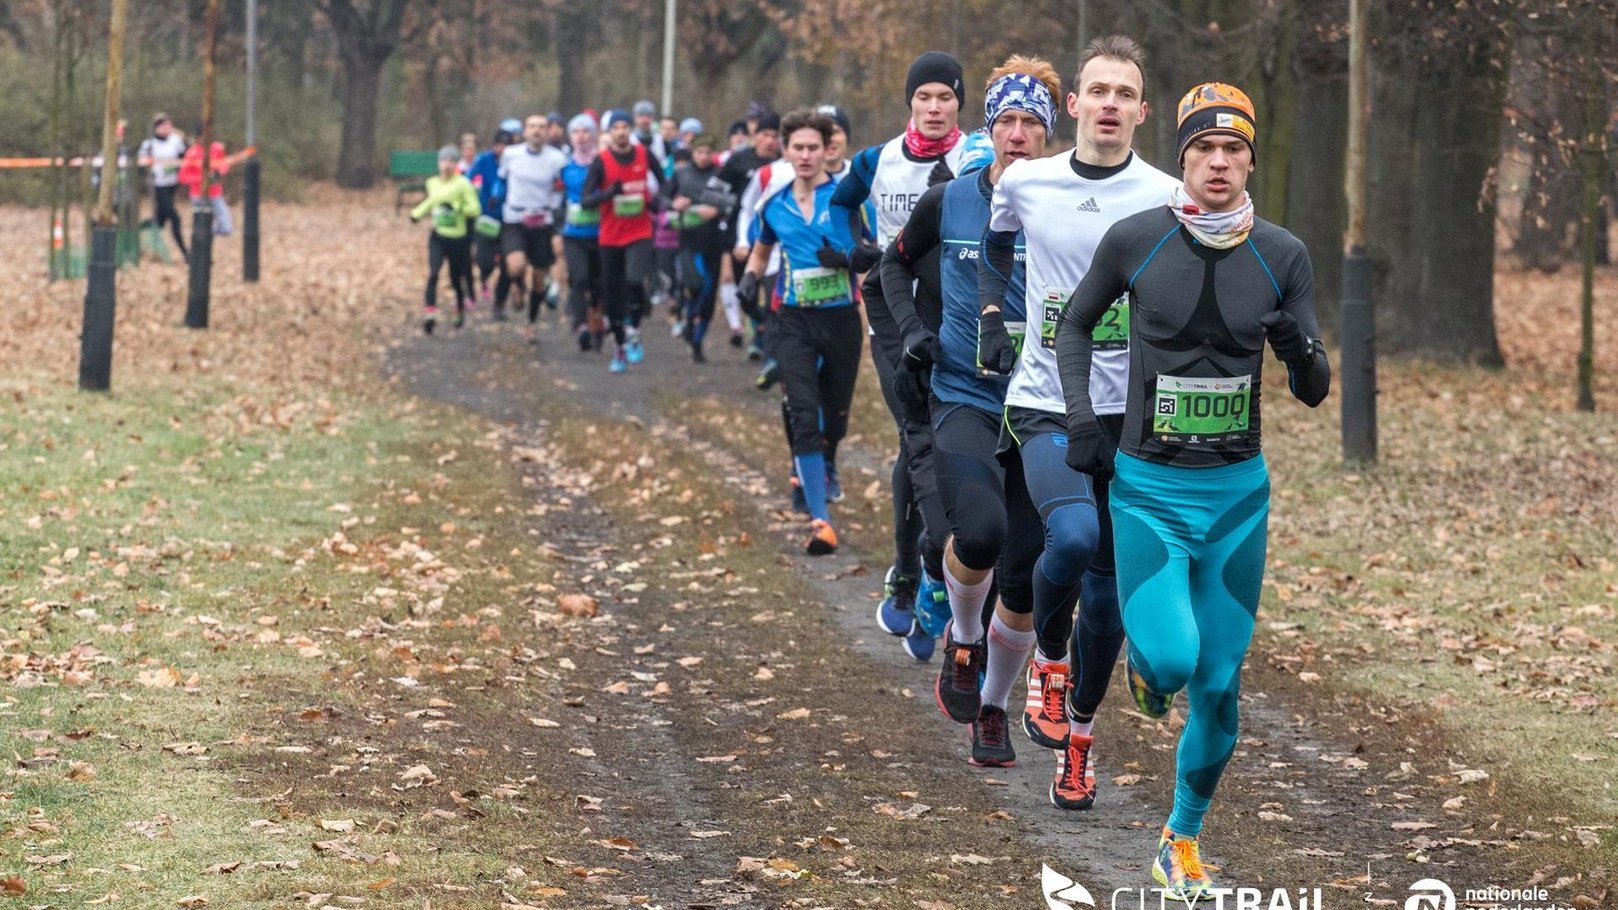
[0,0,1613,365]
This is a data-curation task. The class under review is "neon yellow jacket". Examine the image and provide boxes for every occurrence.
[411,174,482,239]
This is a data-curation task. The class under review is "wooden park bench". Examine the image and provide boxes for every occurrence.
[390,149,439,214]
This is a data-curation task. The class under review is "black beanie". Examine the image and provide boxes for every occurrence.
[905,51,965,110]
[755,111,782,133]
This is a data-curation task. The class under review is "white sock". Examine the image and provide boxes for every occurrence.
[1069,718,1094,738]
[943,562,992,642]
[981,615,1037,710]
[720,283,741,330]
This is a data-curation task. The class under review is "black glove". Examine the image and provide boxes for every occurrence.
[1064,421,1115,480]
[815,240,852,272]
[927,159,955,187]
[977,309,1018,375]
[850,239,883,274]
[736,271,760,308]
[901,329,942,372]
[606,181,625,197]
[1259,310,1312,365]
[410,214,420,224]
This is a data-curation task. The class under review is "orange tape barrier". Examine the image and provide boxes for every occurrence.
[0,146,257,170]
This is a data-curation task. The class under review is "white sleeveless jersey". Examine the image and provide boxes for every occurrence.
[989,153,1177,416]
[858,131,994,247]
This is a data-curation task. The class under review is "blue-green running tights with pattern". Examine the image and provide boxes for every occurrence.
[1110,451,1270,838]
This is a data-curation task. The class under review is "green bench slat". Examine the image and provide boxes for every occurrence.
[390,150,441,212]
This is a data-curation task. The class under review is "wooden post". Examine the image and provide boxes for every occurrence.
[1339,0,1377,463]
[1575,14,1602,412]
[81,0,128,391]
[185,0,220,329]
[243,0,261,282]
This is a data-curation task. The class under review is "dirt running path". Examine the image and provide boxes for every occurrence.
[386,309,1588,906]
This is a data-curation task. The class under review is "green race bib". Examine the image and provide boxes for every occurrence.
[978,321,1026,375]
[1153,374,1252,445]
[612,193,645,218]
[1040,289,1067,349]
[1091,295,1130,349]
[790,266,851,307]
[432,205,459,231]
[475,214,502,238]
[565,202,599,227]
[674,209,709,230]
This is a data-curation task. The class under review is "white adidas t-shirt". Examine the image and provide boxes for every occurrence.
[989,152,1177,416]
[499,143,567,225]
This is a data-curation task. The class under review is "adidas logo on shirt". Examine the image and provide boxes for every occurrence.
[1076,197,1101,213]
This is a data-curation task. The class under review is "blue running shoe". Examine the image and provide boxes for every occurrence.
[625,333,645,365]
[609,346,628,374]
[876,565,916,636]
[825,460,843,503]
[914,567,950,638]
[903,617,936,662]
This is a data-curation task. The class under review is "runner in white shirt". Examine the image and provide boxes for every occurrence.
[832,51,994,663]
[138,113,189,261]
[499,114,568,340]
[974,35,1177,813]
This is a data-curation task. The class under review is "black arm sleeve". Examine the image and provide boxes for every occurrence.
[580,157,609,209]
[1279,249,1331,407]
[879,185,944,341]
[1055,229,1130,432]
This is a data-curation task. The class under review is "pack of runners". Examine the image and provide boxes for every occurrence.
[404,40,1331,898]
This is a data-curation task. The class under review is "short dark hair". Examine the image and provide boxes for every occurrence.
[779,108,834,146]
[1075,35,1147,96]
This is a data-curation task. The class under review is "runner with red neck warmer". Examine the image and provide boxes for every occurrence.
[832,50,993,663]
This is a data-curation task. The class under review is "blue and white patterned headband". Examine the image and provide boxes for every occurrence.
[984,73,1055,138]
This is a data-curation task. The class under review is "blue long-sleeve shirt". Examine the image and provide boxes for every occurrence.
[467,149,505,221]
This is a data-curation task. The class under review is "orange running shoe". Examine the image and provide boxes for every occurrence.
[1049,732,1096,810]
[806,519,838,555]
[1153,826,1217,899]
[1023,657,1070,749]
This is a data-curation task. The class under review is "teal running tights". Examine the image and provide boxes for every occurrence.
[1109,451,1270,837]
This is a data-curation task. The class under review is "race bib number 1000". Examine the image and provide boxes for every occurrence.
[1153,374,1252,445]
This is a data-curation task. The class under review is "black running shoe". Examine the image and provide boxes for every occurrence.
[933,620,985,724]
[969,705,1016,767]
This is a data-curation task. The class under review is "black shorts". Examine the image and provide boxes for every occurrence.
[1000,406,1123,454]
[499,222,556,268]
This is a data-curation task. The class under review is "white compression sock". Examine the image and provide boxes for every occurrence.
[981,614,1037,710]
[720,283,741,330]
[943,562,992,642]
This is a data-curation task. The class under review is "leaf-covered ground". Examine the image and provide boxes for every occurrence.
[0,193,1613,907]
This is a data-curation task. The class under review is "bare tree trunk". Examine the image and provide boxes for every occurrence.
[336,51,384,187]
[554,0,592,117]
[1574,13,1606,411]
[1511,28,1581,272]
[320,0,412,189]
[1368,9,1508,365]
[1286,7,1348,325]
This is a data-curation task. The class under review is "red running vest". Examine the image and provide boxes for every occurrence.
[598,145,653,247]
